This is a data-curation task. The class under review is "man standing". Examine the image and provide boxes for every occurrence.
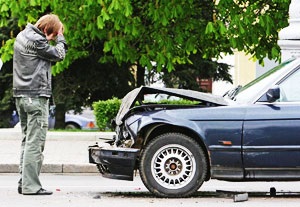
[13,14,67,195]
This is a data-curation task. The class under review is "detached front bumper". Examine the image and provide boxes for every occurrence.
[89,145,139,181]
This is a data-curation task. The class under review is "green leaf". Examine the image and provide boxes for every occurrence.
[271,47,279,58]
[140,54,149,66]
[119,39,126,50]
[166,61,173,72]
[103,42,112,52]
[101,10,110,21]
[108,0,121,13]
[124,4,132,17]
[161,15,168,26]
[238,22,245,34]
[97,16,104,29]
[153,9,159,21]
[0,4,9,12]
[205,22,215,34]
[230,38,237,48]
[30,0,37,6]
[218,21,227,35]
[259,16,265,27]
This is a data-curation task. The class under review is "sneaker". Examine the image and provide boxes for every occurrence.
[23,188,53,195]
[18,187,22,194]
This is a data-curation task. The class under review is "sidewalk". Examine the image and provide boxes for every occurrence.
[0,127,115,173]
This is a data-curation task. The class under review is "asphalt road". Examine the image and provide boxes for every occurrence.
[1,173,300,207]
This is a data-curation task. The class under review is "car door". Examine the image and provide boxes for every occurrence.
[243,68,300,180]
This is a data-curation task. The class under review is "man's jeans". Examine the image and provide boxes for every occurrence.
[15,97,49,194]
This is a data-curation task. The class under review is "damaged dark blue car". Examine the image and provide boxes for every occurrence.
[89,57,300,198]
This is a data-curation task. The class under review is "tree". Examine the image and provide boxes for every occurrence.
[1,0,290,73]
[0,60,14,128]
[0,18,19,127]
[52,52,134,128]
[206,0,291,64]
[158,54,232,91]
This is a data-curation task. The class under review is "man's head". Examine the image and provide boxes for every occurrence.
[35,14,63,40]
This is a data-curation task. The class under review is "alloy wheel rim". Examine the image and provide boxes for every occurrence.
[151,144,196,189]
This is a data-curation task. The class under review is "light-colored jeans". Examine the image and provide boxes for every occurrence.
[15,97,49,194]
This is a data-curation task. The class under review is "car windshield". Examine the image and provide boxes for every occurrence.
[230,58,298,104]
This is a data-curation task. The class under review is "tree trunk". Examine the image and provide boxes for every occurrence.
[54,103,66,129]
[136,64,145,87]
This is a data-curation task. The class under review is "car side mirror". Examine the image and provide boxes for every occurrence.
[266,85,280,103]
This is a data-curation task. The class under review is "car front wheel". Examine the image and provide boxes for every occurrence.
[139,133,207,198]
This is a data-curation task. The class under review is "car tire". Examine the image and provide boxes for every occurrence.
[65,123,80,129]
[139,133,207,198]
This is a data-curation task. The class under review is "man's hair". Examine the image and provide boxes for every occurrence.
[35,14,61,36]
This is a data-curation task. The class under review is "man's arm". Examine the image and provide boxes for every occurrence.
[36,23,67,62]
[36,36,68,62]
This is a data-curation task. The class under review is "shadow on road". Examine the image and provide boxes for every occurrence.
[97,190,300,199]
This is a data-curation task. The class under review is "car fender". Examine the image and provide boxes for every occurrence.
[126,110,206,143]
[125,106,247,180]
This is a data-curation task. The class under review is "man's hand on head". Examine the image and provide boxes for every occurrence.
[58,22,64,36]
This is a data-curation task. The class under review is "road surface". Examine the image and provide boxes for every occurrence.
[1,173,300,207]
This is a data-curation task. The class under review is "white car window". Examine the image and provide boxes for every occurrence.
[234,58,297,104]
[278,68,300,102]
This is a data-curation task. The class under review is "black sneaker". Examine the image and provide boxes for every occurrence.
[18,178,22,194]
[18,187,22,194]
[23,188,53,195]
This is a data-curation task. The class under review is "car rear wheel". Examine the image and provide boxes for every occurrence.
[139,133,207,198]
[65,123,80,129]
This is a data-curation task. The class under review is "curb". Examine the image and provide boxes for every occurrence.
[0,129,114,174]
[0,129,115,141]
[0,164,98,173]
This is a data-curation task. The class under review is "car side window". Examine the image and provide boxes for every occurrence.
[278,68,300,102]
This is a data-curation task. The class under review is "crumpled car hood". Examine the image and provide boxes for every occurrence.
[115,86,230,125]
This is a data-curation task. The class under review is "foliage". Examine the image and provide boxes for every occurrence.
[52,51,134,111]
[51,51,134,128]
[93,97,121,131]
[0,60,14,127]
[206,0,291,64]
[0,0,291,70]
[97,0,218,72]
[0,18,19,128]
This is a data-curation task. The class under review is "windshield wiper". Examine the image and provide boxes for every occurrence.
[223,85,242,100]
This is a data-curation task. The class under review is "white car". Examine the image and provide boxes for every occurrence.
[13,108,98,130]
